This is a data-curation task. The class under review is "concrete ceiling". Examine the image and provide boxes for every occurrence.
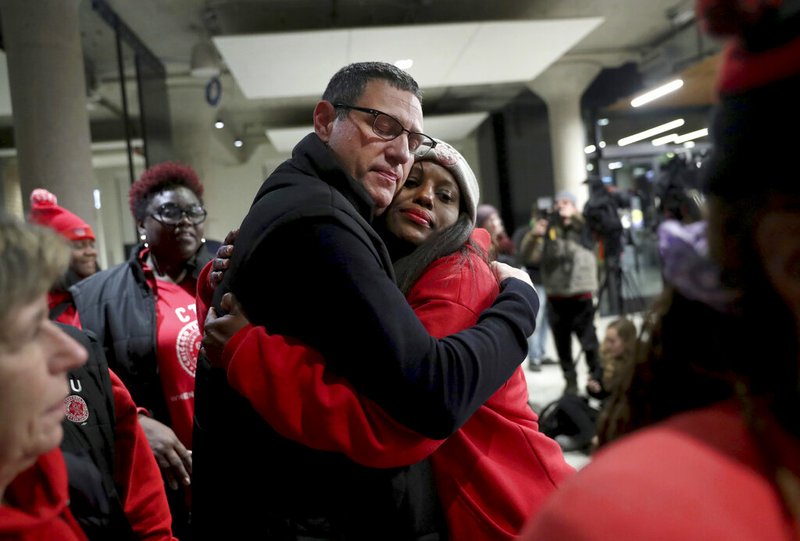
[15,0,722,152]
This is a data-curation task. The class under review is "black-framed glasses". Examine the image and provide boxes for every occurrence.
[333,103,437,155]
[150,203,207,226]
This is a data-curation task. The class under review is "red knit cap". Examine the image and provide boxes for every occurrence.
[697,0,800,198]
[696,0,800,94]
[29,188,95,242]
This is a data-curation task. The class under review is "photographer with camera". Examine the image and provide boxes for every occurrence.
[583,177,627,315]
[526,191,600,395]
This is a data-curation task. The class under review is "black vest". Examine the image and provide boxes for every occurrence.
[57,323,136,541]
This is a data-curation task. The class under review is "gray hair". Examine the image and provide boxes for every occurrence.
[322,62,422,120]
[0,214,69,327]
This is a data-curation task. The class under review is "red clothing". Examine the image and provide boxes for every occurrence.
[48,289,81,328]
[520,401,800,540]
[0,449,87,540]
[108,370,178,541]
[197,229,574,539]
[147,269,199,450]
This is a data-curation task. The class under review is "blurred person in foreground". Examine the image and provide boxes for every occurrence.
[191,61,538,539]
[199,141,573,540]
[521,1,800,539]
[0,215,88,540]
[28,190,177,539]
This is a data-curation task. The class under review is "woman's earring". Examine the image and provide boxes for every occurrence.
[140,233,148,248]
[200,237,206,244]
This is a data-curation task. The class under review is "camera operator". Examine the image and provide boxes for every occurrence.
[582,177,629,317]
[526,191,600,396]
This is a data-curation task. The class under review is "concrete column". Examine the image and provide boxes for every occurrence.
[528,62,601,208]
[168,79,217,177]
[0,0,96,226]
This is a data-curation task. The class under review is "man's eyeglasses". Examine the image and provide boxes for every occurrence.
[333,103,437,155]
[150,203,207,225]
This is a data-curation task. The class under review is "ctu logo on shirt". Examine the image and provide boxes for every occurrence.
[175,304,197,323]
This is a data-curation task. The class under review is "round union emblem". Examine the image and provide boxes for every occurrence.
[64,395,89,423]
[175,320,200,377]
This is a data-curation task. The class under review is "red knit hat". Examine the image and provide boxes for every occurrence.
[697,0,800,198]
[697,0,800,95]
[29,188,95,242]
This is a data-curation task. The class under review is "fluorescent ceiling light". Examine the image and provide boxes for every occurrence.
[608,161,624,170]
[394,58,413,70]
[618,119,685,147]
[631,79,684,108]
[651,133,677,146]
[673,128,708,144]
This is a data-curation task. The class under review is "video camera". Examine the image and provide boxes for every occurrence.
[535,196,556,224]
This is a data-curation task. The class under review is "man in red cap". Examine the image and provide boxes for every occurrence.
[28,188,98,323]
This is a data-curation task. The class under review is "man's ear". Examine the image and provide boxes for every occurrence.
[756,212,800,313]
[313,101,337,143]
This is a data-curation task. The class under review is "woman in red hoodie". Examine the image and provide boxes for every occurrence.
[0,215,88,540]
[199,140,574,539]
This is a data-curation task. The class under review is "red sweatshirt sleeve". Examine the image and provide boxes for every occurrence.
[224,327,444,468]
[109,369,177,541]
[196,260,214,337]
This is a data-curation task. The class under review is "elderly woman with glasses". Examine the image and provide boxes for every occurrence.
[70,161,212,540]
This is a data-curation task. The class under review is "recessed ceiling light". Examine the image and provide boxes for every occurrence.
[214,119,225,129]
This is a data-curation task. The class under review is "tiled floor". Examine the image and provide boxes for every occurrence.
[523,313,644,471]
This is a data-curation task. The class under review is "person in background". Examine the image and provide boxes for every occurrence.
[540,316,637,454]
[528,190,600,395]
[28,188,99,326]
[199,140,573,540]
[476,203,516,265]
[515,203,555,371]
[586,317,637,400]
[27,190,177,540]
[521,2,800,538]
[0,215,88,540]
[71,161,213,540]
[191,61,538,540]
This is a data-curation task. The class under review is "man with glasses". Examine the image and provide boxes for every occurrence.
[191,62,539,540]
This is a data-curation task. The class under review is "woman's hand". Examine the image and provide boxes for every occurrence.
[490,260,534,288]
[202,292,249,369]
[208,228,238,288]
[138,415,192,490]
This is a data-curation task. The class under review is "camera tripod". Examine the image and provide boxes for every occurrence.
[596,254,641,317]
